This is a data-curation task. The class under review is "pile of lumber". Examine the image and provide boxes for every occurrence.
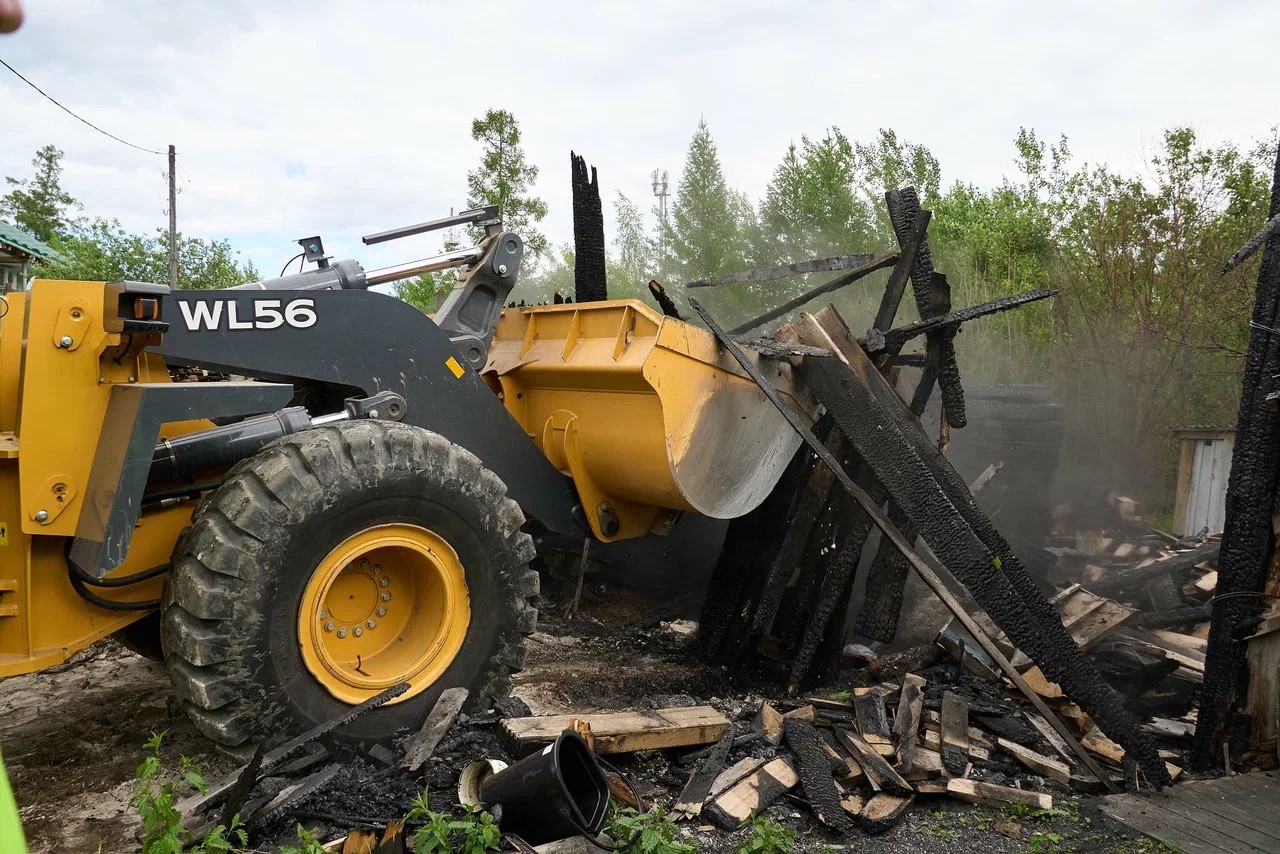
[936,530,1224,785]
[497,685,1065,839]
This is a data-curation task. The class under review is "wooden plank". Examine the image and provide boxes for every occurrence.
[854,688,892,746]
[833,728,913,795]
[920,728,990,762]
[502,706,730,755]
[1143,717,1196,739]
[783,704,816,721]
[940,693,969,776]
[404,687,469,771]
[997,738,1071,785]
[1025,712,1075,763]
[840,792,865,820]
[1162,778,1280,844]
[946,778,1052,811]
[673,728,734,818]
[1064,597,1134,651]
[708,757,768,801]
[1020,666,1064,699]
[754,702,785,746]
[1195,570,1218,593]
[923,711,993,748]
[688,253,876,289]
[903,747,943,781]
[858,793,914,835]
[1154,629,1209,655]
[1101,792,1263,854]
[1083,728,1183,780]
[893,673,925,774]
[704,757,798,830]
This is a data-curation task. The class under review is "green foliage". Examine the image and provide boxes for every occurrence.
[132,732,247,854]
[0,144,80,243]
[466,109,548,256]
[735,814,795,853]
[393,271,454,312]
[405,790,501,854]
[1023,831,1064,852]
[662,118,753,284]
[918,820,959,841]
[614,192,654,288]
[760,128,871,263]
[278,824,329,854]
[34,218,259,290]
[605,805,698,854]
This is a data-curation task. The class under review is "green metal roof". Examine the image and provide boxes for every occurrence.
[0,222,58,261]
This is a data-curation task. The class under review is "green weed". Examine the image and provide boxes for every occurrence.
[278,824,327,854]
[735,814,795,853]
[132,732,247,854]
[605,805,698,854]
[405,791,501,854]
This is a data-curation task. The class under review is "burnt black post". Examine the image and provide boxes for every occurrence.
[1192,140,1280,770]
[570,152,608,303]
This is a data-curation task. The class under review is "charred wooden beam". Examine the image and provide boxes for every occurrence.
[648,280,682,319]
[792,308,1163,787]
[570,152,607,303]
[785,718,853,833]
[689,253,876,289]
[674,727,736,818]
[871,209,933,333]
[1130,603,1213,630]
[873,289,1058,352]
[886,188,967,427]
[893,674,926,775]
[1089,541,1220,598]
[687,297,1132,790]
[698,445,812,659]
[940,693,970,776]
[729,253,897,335]
[1194,143,1280,770]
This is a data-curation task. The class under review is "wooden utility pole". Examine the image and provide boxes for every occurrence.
[167,144,177,289]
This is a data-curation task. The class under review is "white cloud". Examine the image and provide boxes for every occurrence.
[0,0,1274,280]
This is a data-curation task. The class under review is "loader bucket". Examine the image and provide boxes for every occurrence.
[484,300,819,541]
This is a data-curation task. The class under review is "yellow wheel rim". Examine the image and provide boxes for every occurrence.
[298,523,471,705]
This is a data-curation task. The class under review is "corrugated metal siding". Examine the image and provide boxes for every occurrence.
[1183,437,1232,535]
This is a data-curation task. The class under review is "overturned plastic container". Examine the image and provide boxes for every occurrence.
[478,730,610,845]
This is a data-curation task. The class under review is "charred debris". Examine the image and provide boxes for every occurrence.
[181,155,1280,852]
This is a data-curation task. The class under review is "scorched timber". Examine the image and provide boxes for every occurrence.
[791,311,1167,786]
[685,297,1130,791]
[1195,141,1280,769]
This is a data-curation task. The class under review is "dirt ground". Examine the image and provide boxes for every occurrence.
[0,573,1160,854]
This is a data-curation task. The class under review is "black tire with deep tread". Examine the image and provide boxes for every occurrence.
[160,420,537,749]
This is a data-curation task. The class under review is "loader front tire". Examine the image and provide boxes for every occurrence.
[161,420,538,749]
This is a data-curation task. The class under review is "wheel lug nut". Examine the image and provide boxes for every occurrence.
[379,577,390,588]
[336,627,348,638]
[380,591,391,602]
[359,559,370,569]
[353,627,363,637]
[376,607,387,617]
[324,621,335,633]
[319,610,328,620]
[367,619,376,629]
[372,564,382,576]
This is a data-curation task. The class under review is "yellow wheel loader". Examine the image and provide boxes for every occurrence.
[0,206,816,749]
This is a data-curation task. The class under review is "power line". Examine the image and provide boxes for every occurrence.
[0,57,164,155]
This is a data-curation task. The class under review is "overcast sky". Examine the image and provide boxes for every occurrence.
[0,1,1274,279]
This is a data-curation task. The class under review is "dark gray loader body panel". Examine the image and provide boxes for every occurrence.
[154,288,583,535]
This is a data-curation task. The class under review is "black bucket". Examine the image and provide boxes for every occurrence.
[479,730,610,845]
